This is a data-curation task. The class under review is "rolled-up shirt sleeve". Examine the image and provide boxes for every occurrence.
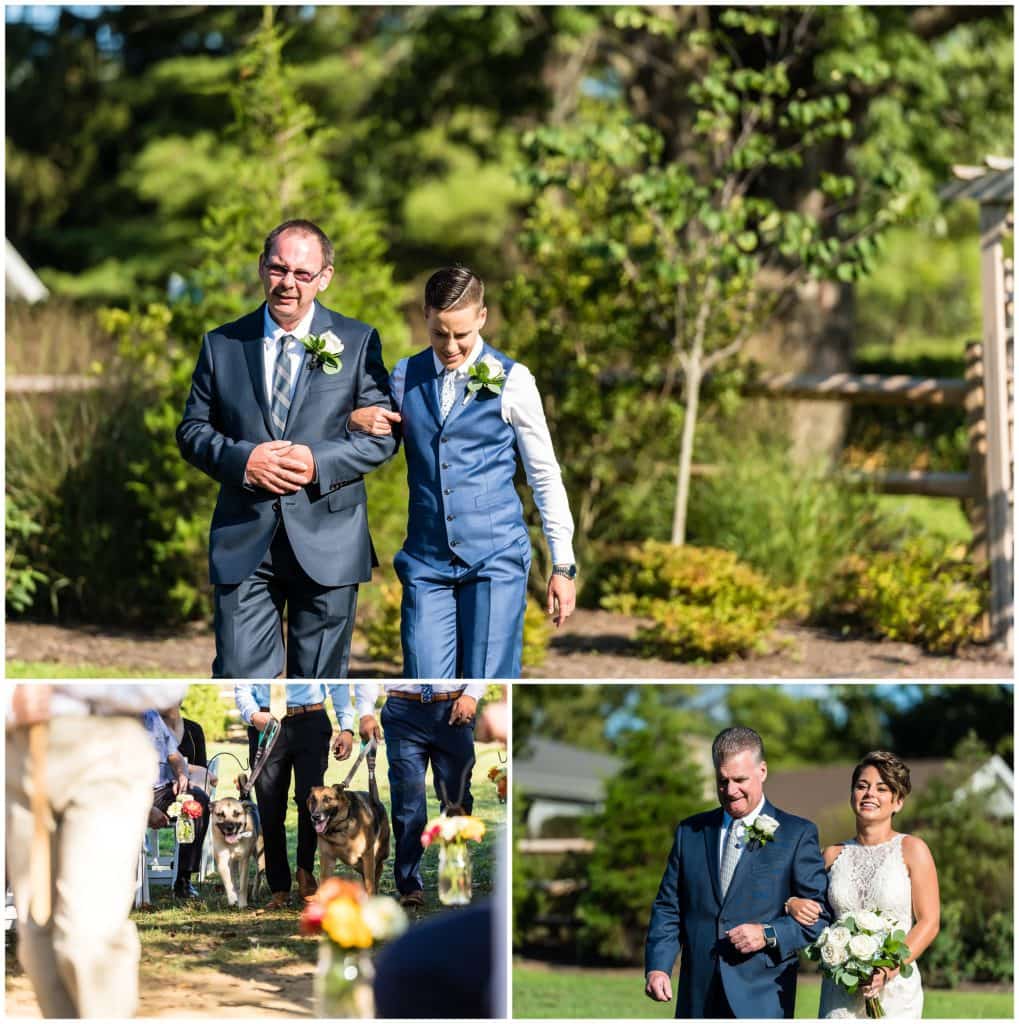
[355,684,381,719]
[503,363,575,565]
[328,684,355,733]
[234,685,261,726]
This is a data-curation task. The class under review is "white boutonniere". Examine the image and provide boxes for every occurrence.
[464,354,506,404]
[744,814,779,848]
[302,330,344,375]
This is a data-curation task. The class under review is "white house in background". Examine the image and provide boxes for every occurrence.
[514,737,620,835]
[954,753,1014,817]
[6,239,49,303]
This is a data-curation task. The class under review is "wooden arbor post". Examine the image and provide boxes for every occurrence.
[943,159,1014,654]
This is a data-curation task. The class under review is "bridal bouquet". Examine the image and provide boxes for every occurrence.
[806,910,913,1018]
[300,878,407,1018]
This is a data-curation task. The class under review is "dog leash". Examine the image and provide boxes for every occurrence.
[238,716,282,799]
[338,737,379,790]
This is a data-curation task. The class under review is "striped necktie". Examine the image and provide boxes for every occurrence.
[270,334,295,437]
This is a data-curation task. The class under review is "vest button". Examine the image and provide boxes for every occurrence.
[442,462,450,469]
[443,488,452,495]
[447,515,455,521]
[441,437,449,444]
[450,540,459,547]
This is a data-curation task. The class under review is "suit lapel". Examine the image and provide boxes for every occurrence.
[720,801,778,910]
[240,305,274,437]
[283,302,327,438]
[704,808,724,906]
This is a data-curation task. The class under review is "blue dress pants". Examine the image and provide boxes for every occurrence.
[380,696,476,895]
[394,536,530,679]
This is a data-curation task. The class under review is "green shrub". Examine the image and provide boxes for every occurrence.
[830,537,987,652]
[687,434,885,606]
[180,684,232,744]
[601,541,791,661]
[5,498,51,614]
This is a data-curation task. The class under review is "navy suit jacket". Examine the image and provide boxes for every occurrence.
[645,800,829,1019]
[176,301,398,587]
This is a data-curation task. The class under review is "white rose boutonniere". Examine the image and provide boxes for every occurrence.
[744,814,779,848]
[465,354,506,403]
[302,330,344,375]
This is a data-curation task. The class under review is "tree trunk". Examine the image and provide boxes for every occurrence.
[671,354,703,545]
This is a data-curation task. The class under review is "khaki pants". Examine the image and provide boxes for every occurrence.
[6,715,156,1018]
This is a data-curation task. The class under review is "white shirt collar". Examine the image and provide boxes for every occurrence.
[722,794,767,833]
[431,336,484,378]
[264,302,317,344]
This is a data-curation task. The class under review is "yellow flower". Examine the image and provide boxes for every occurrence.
[321,897,373,949]
[459,816,487,842]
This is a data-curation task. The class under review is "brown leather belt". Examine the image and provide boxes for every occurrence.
[258,703,325,717]
[387,689,465,704]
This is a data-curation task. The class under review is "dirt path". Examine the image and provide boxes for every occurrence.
[6,611,1010,678]
[4,960,314,1018]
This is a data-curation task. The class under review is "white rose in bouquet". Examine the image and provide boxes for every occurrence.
[820,941,849,966]
[828,925,852,948]
[855,910,887,933]
[848,932,880,960]
[361,896,408,941]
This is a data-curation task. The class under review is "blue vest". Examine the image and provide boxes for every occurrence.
[400,344,528,568]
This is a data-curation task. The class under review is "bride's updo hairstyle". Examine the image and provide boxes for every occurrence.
[852,751,912,802]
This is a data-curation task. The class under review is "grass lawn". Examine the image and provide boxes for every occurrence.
[5,661,165,677]
[6,736,507,1007]
[512,964,1015,1019]
[874,495,972,545]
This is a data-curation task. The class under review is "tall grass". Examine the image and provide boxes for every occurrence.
[6,298,116,375]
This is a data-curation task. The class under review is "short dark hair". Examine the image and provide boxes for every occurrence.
[262,219,334,268]
[852,751,912,801]
[424,265,485,312]
[712,726,766,766]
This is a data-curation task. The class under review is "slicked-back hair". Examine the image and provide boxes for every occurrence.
[262,219,334,269]
[712,726,766,767]
[424,265,485,312]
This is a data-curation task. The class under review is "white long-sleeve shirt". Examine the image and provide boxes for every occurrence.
[390,338,576,565]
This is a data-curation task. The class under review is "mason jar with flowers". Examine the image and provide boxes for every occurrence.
[300,878,407,1018]
[421,814,487,906]
[165,795,204,844]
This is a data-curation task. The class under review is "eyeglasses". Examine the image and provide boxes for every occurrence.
[264,262,327,285]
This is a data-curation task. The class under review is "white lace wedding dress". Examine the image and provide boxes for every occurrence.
[819,834,924,1019]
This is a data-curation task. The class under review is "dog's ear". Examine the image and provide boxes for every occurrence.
[210,799,221,813]
[333,784,347,797]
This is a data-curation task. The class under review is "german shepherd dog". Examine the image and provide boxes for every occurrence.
[211,778,263,908]
[307,753,390,894]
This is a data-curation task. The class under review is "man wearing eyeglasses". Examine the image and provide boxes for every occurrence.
[177,218,398,678]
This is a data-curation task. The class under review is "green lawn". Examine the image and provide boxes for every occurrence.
[874,495,972,545]
[6,661,165,677]
[512,964,1014,1019]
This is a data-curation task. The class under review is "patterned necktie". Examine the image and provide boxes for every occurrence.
[270,334,295,437]
[440,367,457,420]
[720,819,742,897]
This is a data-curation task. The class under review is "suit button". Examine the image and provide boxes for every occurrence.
[272,500,281,512]
[446,515,455,521]
[441,437,449,444]
[443,488,452,495]
[442,462,450,469]
[450,540,459,547]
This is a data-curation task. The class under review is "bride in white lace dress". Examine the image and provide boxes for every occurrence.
[786,752,941,1019]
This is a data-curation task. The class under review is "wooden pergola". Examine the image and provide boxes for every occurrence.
[941,157,1014,655]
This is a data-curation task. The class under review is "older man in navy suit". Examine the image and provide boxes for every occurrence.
[177,219,398,678]
[645,727,830,1018]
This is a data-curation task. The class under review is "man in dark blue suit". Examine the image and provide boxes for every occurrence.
[177,219,398,677]
[645,727,830,1018]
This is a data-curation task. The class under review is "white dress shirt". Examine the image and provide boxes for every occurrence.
[234,683,377,734]
[390,338,576,565]
[262,303,317,407]
[719,794,768,871]
[379,681,488,702]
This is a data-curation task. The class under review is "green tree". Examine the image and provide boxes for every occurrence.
[576,688,709,962]
[98,8,407,623]
[897,734,1013,985]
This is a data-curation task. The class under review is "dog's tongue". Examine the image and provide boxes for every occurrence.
[225,833,240,844]
[314,819,328,835]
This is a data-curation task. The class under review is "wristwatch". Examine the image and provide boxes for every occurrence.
[762,923,777,949]
[552,563,577,580]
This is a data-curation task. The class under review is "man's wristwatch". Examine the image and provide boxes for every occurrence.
[552,563,577,580]
[762,923,778,949]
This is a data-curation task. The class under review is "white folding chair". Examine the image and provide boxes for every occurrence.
[133,827,179,908]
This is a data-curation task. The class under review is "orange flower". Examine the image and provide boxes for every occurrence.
[317,877,364,906]
[321,896,373,949]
